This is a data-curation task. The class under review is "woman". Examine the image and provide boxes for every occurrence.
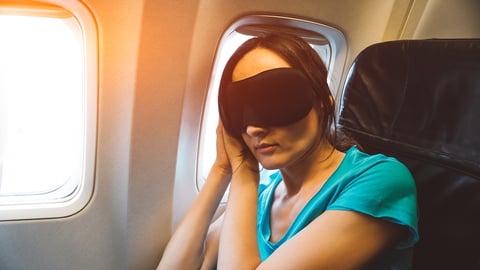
[158,33,418,270]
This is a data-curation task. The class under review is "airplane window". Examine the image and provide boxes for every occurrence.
[0,1,97,220]
[197,15,346,199]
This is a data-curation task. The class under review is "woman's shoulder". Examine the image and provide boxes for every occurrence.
[329,146,419,248]
[331,146,416,202]
[343,146,413,179]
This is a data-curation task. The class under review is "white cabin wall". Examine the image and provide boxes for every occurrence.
[126,0,200,269]
[413,0,480,38]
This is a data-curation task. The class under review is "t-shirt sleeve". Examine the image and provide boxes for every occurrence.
[327,158,419,249]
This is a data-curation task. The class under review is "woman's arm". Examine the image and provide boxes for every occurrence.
[217,128,262,269]
[258,210,407,270]
[201,212,224,270]
[218,165,261,269]
[158,124,232,270]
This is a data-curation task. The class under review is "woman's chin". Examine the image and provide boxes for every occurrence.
[258,159,285,170]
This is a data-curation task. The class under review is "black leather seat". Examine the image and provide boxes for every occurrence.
[337,39,480,270]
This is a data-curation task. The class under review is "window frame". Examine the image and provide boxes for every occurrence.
[196,14,347,195]
[0,0,97,221]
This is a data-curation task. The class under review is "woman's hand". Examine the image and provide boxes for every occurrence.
[213,121,232,178]
[217,121,259,176]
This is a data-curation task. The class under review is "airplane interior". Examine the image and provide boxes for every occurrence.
[0,0,479,269]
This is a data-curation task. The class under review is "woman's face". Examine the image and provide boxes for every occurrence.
[241,108,322,170]
[232,47,323,169]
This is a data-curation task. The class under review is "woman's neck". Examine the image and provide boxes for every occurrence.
[279,143,345,196]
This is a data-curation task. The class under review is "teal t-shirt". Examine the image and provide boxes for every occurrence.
[257,146,419,269]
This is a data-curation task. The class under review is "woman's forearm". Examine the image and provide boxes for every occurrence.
[218,168,261,270]
[158,165,231,270]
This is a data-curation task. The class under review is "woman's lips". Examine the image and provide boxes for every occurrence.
[254,143,277,155]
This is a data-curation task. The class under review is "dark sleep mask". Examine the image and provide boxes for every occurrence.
[219,67,315,136]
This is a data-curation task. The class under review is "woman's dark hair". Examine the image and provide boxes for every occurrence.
[219,32,357,152]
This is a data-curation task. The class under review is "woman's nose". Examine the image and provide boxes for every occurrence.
[245,125,268,137]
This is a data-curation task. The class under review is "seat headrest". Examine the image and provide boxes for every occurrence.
[338,39,480,269]
[338,39,480,178]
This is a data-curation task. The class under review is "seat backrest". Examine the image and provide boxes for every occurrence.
[337,39,480,270]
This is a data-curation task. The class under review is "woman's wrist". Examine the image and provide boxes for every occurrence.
[209,161,232,183]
